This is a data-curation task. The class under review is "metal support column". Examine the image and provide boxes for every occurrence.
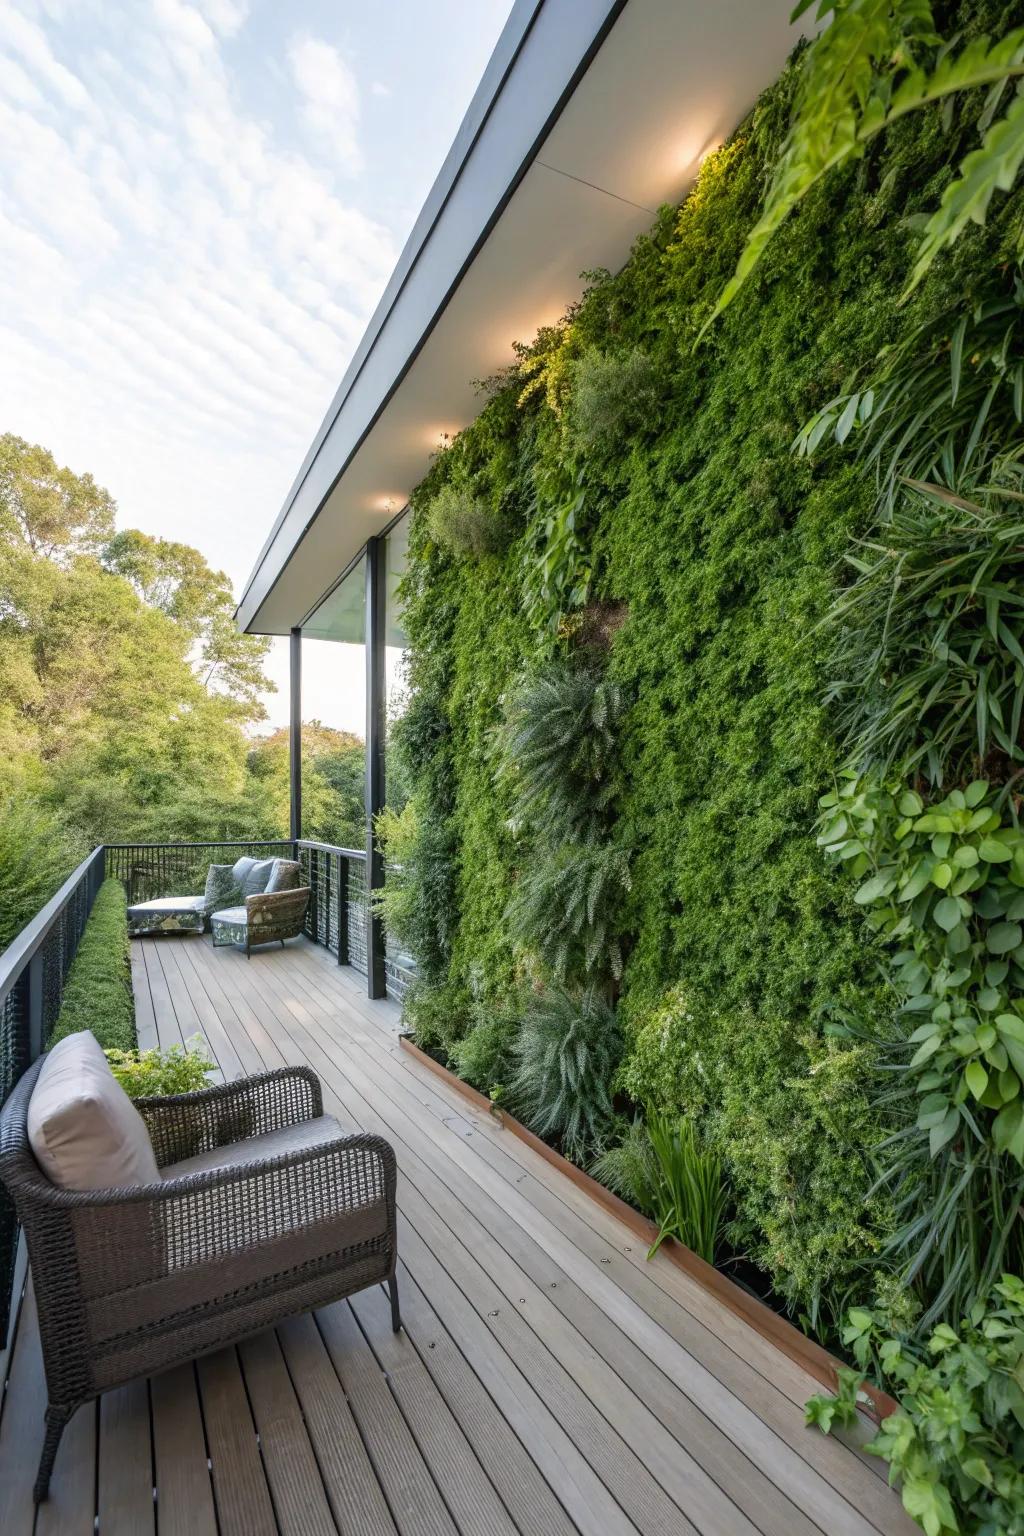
[365,537,387,999]
[289,626,302,844]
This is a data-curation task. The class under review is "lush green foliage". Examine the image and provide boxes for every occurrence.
[499,662,623,841]
[567,346,662,457]
[106,1036,214,1097]
[807,1276,1024,1536]
[373,798,457,984]
[49,879,135,1052]
[593,1113,728,1263]
[794,268,1024,503]
[506,842,632,984]
[510,986,623,1160]
[426,479,512,558]
[707,1,1024,329]
[0,795,86,952]
[396,0,1024,1331]
[821,776,1024,1158]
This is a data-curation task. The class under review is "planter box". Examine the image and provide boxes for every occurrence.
[399,1033,898,1425]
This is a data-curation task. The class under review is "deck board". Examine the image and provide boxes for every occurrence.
[0,934,915,1536]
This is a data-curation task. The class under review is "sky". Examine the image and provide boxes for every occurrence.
[0,0,514,732]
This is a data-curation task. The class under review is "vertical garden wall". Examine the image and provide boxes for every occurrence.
[385,0,1024,1352]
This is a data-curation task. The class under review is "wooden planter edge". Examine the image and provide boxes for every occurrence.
[398,1032,899,1424]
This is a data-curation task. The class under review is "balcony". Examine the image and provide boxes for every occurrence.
[0,844,912,1536]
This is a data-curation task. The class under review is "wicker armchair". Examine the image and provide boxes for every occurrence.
[0,1061,399,1502]
[210,885,311,954]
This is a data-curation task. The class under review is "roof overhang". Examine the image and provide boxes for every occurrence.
[237,0,808,635]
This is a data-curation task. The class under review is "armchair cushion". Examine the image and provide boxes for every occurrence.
[27,1031,160,1191]
[230,854,257,888]
[161,1113,343,1179]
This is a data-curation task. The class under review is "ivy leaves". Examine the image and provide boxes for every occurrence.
[704,2,1024,335]
[819,774,1024,1163]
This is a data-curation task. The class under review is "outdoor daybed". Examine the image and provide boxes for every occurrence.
[126,854,304,938]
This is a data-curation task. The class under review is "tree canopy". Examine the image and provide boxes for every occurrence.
[0,432,366,940]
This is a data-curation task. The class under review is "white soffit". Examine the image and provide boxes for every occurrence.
[239,0,807,635]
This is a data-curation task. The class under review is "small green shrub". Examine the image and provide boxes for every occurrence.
[623,985,889,1328]
[448,991,521,1093]
[106,1036,214,1097]
[49,878,135,1051]
[568,346,662,456]
[511,985,622,1160]
[806,1275,1024,1536]
[403,978,469,1058]
[427,481,510,558]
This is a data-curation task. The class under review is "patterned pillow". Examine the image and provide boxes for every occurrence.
[241,858,277,897]
[265,858,301,894]
[204,864,241,914]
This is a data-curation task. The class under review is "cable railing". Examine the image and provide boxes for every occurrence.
[0,845,106,1338]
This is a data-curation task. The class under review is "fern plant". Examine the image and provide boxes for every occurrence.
[505,841,631,983]
[499,661,624,842]
[705,2,1024,333]
[511,985,623,1159]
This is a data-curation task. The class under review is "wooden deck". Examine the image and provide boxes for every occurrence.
[0,934,914,1536]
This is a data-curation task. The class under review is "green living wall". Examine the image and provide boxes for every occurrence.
[393,0,1024,1332]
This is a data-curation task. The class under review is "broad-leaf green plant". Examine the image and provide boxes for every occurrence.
[806,1275,1024,1536]
[820,774,1024,1160]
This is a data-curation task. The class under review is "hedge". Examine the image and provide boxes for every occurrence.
[396,0,1024,1333]
[48,878,136,1052]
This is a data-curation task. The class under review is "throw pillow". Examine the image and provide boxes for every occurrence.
[265,858,301,894]
[241,858,276,897]
[204,863,241,913]
[28,1031,161,1191]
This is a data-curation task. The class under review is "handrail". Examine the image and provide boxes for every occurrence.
[0,847,105,1008]
[104,840,294,851]
[295,839,367,861]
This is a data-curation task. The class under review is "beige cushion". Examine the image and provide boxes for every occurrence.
[27,1031,160,1191]
[161,1113,344,1179]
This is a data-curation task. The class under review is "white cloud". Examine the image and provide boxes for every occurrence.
[287,34,361,174]
[0,0,397,702]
